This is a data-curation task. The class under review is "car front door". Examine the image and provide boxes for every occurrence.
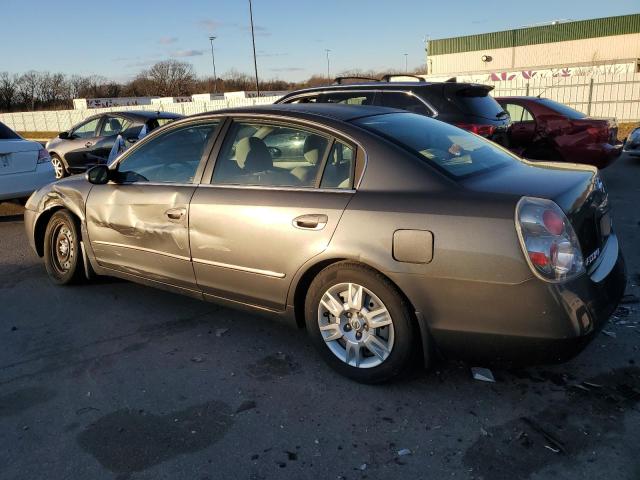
[91,115,133,162]
[189,118,359,310]
[63,117,101,170]
[85,120,220,291]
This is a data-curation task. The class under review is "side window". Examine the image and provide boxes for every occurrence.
[380,92,434,116]
[287,96,318,104]
[100,116,132,137]
[117,122,218,184]
[321,141,355,189]
[318,92,376,106]
[503,103,533,122]
[212,121,331,188]
[72,118,100,139]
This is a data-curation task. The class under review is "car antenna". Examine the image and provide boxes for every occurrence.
[535,75,563,98]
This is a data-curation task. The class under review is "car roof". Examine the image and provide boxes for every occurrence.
[195,103,403,122]
[117,110,183,120]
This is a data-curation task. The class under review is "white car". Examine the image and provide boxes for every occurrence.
[0,122,54,202]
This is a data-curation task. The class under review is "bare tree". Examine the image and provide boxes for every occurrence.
[0,72,18,111]
[140,60,196,97]
[17,71,41,110]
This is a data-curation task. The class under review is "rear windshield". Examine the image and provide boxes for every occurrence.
[536,98,587,119]
[354,112,518,178]
[449,87,505,119]
[0,122,20,140]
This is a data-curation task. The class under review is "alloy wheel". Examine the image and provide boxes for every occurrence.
[51,157,64,179]
[317,282,395,368]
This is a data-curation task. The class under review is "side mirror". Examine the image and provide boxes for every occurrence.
[86,165,110,185]
[58,131,70,139]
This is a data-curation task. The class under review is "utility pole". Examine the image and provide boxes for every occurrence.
[208,36,218,94]
[248,0,260,96]
[404,53,408,73]
[325,49,331,80]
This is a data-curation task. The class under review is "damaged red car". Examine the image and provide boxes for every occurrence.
[496,97,622,169]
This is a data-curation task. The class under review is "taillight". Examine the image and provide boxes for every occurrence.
[455,123,496,137]
[515,197,585,282]
[585,125,608,142]
[37,148,51,164]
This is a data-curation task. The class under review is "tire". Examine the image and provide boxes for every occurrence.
[305,261,416,383]
[43,210,85,285]
[50,154,68,180]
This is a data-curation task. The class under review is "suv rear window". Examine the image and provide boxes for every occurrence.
[355,112,517,178]
[0,122,20,140]
[448,86,505,120]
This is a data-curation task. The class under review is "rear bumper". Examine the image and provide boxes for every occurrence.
[0,164,55,201]
[396,233,626,365]
[574,142,622,169]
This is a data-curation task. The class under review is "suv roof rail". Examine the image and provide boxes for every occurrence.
[380,74,427,82]
[333,76,380,84]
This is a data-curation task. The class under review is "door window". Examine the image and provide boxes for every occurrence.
[117,122,218,184]
[72,118,100,139]
[380,92,433,116]
[212,121,332,188]
[100,116,132,137]
[503,103,533,122]
[319,91,377,105]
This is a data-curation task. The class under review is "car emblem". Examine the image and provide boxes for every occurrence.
[584,248,600,267]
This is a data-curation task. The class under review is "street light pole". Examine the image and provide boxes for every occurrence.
[248,0,260,96]
[208,36,218,94]
[325,49,331,80]
[404,53,408,73]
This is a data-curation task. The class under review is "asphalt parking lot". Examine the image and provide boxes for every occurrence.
[1,155,639,480]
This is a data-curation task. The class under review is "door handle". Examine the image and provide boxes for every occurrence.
[85,141,93,147]
[165,207,186,221]
[292,214,328,230]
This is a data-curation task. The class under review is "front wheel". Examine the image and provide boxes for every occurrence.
[44,210,85,285]
[305,262,416,383]
[50,154,67,180]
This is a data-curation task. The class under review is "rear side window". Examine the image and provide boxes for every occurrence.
[355,112,518,179]
[502,103,533,122]
[321,142,355,189]
[449,87,505,119]
[536,98,587,119]
[380,92,434,116]
[0,122,20,140]
[319,91,377,106]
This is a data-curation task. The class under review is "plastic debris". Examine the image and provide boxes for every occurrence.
[191,355,205,363]
[602,330,617,338]
[544,445,560,453]
[358,463,368,471]
[215,328,229,337]
[397,448,412,456]
[471,367,495,382]
[235,400,257,414]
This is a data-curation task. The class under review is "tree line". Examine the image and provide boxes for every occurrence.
[0,60,426,113]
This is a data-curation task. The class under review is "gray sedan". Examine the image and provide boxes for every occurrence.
[23,104,626,383]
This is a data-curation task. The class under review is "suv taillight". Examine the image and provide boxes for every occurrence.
[515,197,585,282]
[37,148,51,164]
[455,123,496,137]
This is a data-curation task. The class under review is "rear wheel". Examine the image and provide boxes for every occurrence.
[305,262,416,383]
[44,210,84,284]
[50,154,67,180]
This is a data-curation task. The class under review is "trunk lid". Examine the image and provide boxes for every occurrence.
[0,139,41,175]
[462,160,609,269]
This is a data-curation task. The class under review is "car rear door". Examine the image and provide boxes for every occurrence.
[502,102,537,148]
[189,117,359,311]
[85,120,220,291]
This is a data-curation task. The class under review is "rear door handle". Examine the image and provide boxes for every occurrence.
[165,207,186,221]
[293,214,328,230]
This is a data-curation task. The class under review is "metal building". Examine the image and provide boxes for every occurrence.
[426,14,640,78]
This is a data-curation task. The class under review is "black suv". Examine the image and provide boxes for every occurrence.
[276,75,511,146]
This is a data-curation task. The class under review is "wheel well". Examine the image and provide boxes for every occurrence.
[293,258,345,328]
[33,206,73,257]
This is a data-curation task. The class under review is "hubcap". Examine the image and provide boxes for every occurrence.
[52,158,64,179]
[51,224,74,274]
[317,282,394,369]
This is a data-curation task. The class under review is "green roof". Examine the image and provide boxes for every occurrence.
[429,13,640,55]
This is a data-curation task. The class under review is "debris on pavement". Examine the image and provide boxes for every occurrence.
[215,328,229,337]
[471,367,496,382]
[544,445,561,454]
[397,448,412,456]
[358,463,367,471]
[235,400,257,414]
[602,330,617,338]
[190,355,205,363]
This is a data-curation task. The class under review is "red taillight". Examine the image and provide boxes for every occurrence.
[585,125,608,142]
[542,209,564,235]
[529,251,549,267]
[455,123,496,137]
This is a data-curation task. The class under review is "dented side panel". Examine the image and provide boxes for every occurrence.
[85,183,197,289]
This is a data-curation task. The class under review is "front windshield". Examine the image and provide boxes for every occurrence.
[354,112,519,178]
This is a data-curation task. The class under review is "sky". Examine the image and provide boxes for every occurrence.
[1,0,638,83]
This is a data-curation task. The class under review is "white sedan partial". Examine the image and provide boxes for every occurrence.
[0,122,54,202]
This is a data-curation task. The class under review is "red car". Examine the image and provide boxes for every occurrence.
[496,97,622,168]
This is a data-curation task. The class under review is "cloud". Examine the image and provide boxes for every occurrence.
[198,19,223,31]
[159,36,178,45]
[270,67,305,72]
[171,49,205,58]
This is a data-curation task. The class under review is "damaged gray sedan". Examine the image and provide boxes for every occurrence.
[24,104,626,383]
